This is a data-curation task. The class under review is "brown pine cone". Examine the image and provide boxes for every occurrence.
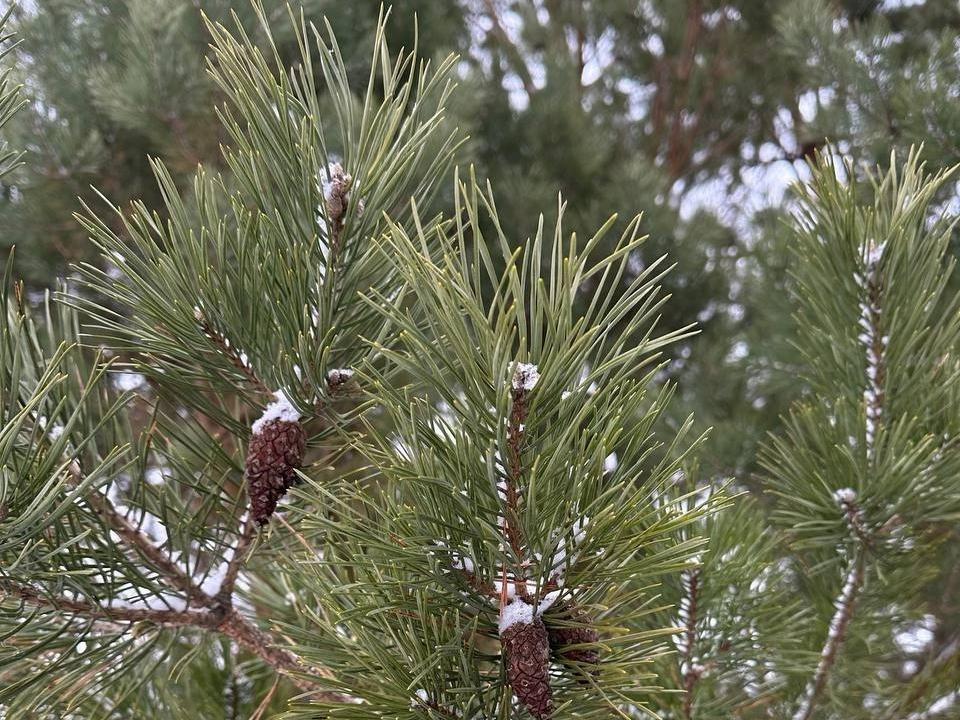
[546,601,600,682]
[500,600,553,719]
[245,419,306,525]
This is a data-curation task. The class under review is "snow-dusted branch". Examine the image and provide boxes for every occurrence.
[679,568,702,720]
[1,575,340,696]
[215,514,256,606]
[194,306,272,396]
[58,462,344,699]
[502,362,539,590]
[67,460,217,610]
[856,241,887,459]
[792,489,869,720]
[0,579,209,629]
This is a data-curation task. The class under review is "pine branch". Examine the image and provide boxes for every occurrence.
[215,514,256,607]
[214,607,330,695]
[1,579,209,629]
[681,568,702,720]
[63,462,346,700]
[195,307,272,397]
[67,460,216,610]
[857,242,886,460]
[792,491,869,720]
[1,575,343,698]
[504,367,532,575]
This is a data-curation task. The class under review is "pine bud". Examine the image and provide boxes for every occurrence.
[246,392,306,525]
[324,162,353,227]
[500,599,553,719]
[546,601,600,682]
[326,367,360,397]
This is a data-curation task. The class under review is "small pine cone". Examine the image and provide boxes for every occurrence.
[500,600,553,719]
[546,602,600,682]
[245,419,306,525]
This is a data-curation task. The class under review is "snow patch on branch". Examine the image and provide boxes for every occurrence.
[410,689,430,709]
[826,564,861,651]
[511,362,540,392]
[864,240,886,269]
[792,555,864,720]
[326,368,354,384]
[498,593,560,633]
[895,615,937,655]
[37,415,66,443]
[251,390,301,435]
[907,691,959,720]
[450,552,474,574]
[540,516,590,581]
[832,487,857,505]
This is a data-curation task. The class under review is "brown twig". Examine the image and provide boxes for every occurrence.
[792,495,869,720]
[503,371,534,599]
[216,607,333,693]
[57,463,346,700]
[68,461,216,610]
[1,580,208,629]
[2,576,341,697]
[194,308,272,396]
[215,514,256,607]
[793,551,866,720]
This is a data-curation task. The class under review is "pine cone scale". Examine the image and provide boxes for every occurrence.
[546,602,600,683]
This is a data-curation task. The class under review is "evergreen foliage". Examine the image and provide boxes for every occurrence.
[6,0,960,487]
[0,3,959,719]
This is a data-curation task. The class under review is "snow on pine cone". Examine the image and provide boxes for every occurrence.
[246,392,306,525]
[546,601,600,682]
[500,598,553,719]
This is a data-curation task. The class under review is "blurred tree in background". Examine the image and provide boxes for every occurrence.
[6,0,959,485]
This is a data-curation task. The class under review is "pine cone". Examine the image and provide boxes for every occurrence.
[501,601,553,719]
[546,601,600,682]
[245,419,306,525]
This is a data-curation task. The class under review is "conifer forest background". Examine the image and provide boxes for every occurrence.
[1,0,960,718]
